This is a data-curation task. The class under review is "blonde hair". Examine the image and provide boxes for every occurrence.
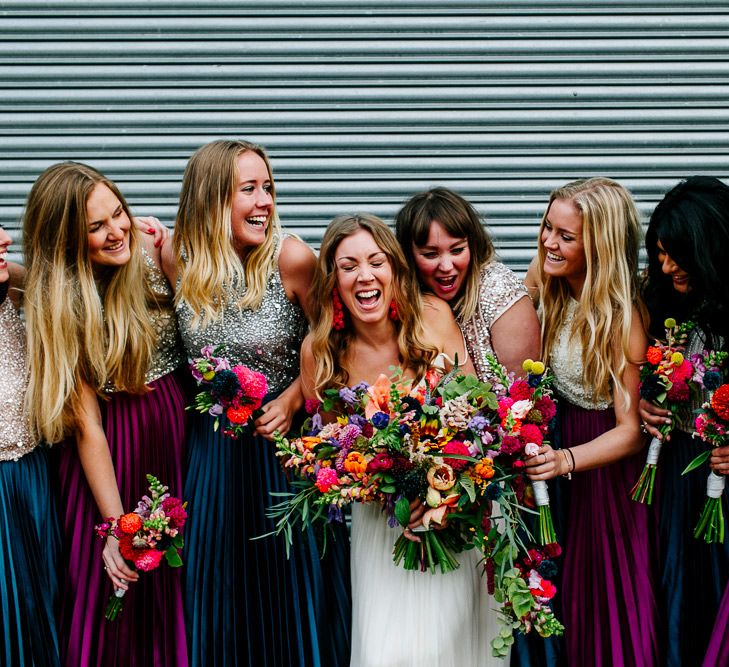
[394,187,495,322]
[537,178,645,405]
[23,162,156,444]
[309,214,437,396]
[174,140,282,326]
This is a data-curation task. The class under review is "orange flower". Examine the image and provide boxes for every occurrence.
[365,374,393,419]
[227,405,253,424]
[711,385,729,421]
[301,436,321,450]
[646,346,663,365]
[474,458,495,480]
[343,451,368,474]
[118,512,143,535]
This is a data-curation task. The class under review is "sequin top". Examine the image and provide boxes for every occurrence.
[460,261,529,382]
[550,298,611,410]
[176,237,308,394]
[103,249,184,392]
[142,249,185,384]
[0,297,37,461]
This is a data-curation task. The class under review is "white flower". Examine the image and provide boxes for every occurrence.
[510,399,534,419]
[524,442,540,457]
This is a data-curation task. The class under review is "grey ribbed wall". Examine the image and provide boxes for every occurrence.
[2,1,728,271]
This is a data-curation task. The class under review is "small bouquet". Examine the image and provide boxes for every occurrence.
[189,344,268,438]
[486,357,559,545]
[683,359,729,543]
[631,318,696,504]
[94,474,187,621]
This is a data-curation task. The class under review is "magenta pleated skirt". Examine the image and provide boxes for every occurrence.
[54,370,188,667]
[560,400,661,667]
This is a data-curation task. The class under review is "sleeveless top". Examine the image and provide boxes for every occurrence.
[0,296,36,461]
[460,261,529,382]
[176,236,308,394]
[550,298,611,411]
[104,248,184,392]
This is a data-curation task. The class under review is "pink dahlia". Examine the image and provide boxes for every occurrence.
[442,440,470,471]
[134,549,165,572]
[315,467,339,493]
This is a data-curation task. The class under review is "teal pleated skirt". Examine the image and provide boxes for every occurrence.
[183,406,352,667]
[0,446,60,667]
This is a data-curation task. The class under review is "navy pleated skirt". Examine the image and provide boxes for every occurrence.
[0,446,60,667]
[183,403,351,667]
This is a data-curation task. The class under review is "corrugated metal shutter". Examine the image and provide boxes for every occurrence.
[2,1,728,273]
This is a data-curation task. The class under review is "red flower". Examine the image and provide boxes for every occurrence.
[500,435,523,455]
[162,498,188,528]
[711,385,729,422]
[118,534,145,562]
[497,397,514,419]
[442,440,470,471]
[672,359,694,383]
[645,346,663,365]
[667,381,690,403]
[227,405,253,424]
[544,542,562,558]
[531,577,557,600]
[509,380,534,401]
[519,423,543,447]
[534,396,556,423]
[367,452,394,472]
[118,512,143,535]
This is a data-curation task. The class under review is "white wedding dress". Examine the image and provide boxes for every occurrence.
[349,502,509,667]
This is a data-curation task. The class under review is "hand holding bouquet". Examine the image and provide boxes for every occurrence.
[631,318,696,504]
[94,475,187,620]
[189,344,268,438]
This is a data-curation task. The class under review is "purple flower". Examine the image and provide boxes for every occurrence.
[339,387,358,405]
[309,412,323,433]
[348,414,366,428]
[352,382,370,393]
[468,415,489,433]
[208,404,223,416]
[327,504,344,523]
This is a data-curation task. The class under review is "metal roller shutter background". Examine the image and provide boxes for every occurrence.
[1,1,728,273]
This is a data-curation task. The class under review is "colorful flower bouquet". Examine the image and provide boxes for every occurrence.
[631,318,696,504]
[269,360,563,654]
[94,474,187,621]
[486,356,559,545]
[683,355,729,543]
[189,344,268,438]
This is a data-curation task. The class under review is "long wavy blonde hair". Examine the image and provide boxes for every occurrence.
[23,162,156,444]
[309,214,437,395]
[537,177,645,405]
[173,139,281,327]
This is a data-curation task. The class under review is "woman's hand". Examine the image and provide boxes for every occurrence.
[710,445,729,474]
[638,398,672,441]
[402,498,426,543]
[524,444,568,481]
[102,537,139,591]
[254,393,298,440]
[133,216,168,248]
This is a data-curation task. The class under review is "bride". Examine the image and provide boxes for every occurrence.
[299,214,507,666]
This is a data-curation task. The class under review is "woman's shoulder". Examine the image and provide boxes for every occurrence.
[278,234,316,272]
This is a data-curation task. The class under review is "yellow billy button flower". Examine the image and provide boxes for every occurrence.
[664,317,677,328]
[671,352,685,365]
[522,359,535,373]
[531,360,546,376]
[202,370,215,381]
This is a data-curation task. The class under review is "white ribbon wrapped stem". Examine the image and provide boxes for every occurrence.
[532,480,550,507]
[646,437,662,466]
[707,471,726,499]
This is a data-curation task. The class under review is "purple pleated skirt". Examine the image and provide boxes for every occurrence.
[54,370,188,667]
[705,584,729,666]
[560,401,660,667]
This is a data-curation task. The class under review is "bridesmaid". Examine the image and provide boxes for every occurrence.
[161,139,351,667]
[0,228,61,666]
[638,177,729,666]
[524,178,660,666]
[394,186,540,378]
[22,162,188,667]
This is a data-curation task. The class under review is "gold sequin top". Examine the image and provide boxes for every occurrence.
[104,249,184,393]
[460,261,530,383]
[550,298,611,411]
[0,297,37,461]
[141,249,185,384]
[176,236,307,395]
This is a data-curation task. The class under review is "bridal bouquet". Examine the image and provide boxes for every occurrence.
[270,362,564,653]
[189,344,268,438]
[94,475,187,620]
[631,318,696,504]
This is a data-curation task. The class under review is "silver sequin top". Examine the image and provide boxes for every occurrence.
[550,298,611,410]
[176,237,307,394]
[142,249,185,384]
[0,297,37,461]
[460,261,529,383]
[104,249,184,392]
